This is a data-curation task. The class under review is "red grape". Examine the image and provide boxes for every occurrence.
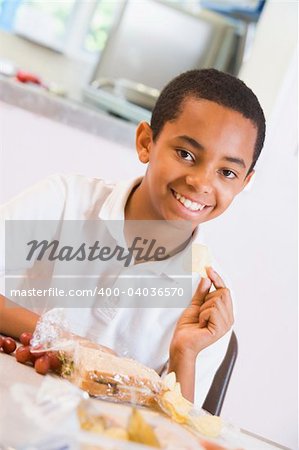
[47,352,62,372]
[29,351,37,364]
[15,345,31,364]
[0,336,4,349]
[30,349,46,361]
[2,337,17,354]
[34,355,50,375]
[20,332,33,346]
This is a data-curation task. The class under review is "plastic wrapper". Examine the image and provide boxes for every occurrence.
[29,308,238,444]
[31,308,162,407]
[10,377,242,449]
[11,377,207,449]
[71,341,162,406]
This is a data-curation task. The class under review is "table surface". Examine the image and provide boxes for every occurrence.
[0,352,290,450]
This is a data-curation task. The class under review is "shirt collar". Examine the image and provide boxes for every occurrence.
[99,176,143,221]
[98,176,142,248]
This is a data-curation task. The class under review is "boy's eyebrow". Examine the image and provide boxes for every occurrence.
[222,156,246,169]
[177,135,204,150]
[176,135,247,169]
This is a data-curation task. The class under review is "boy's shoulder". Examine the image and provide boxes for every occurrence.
[51,173,113,194]
[2,173,143,222]
[40,173,118,220]
[1,174,114,221]
[40,174,144,220]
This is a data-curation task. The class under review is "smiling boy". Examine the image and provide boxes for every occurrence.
[124,69,265,401]
[0,69,265,405]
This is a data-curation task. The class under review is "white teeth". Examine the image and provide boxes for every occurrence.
[173,190,206,212]
[190,202,199,211]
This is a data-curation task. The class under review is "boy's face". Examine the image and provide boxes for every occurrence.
[135,98,257,230]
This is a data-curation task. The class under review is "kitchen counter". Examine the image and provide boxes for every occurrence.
[0,75,136,149]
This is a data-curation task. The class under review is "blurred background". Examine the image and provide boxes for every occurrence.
[0,0,266,117]
[0,1,297,449]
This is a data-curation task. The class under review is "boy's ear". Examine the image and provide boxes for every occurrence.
[242,169,255,191]
[135,121,153,164]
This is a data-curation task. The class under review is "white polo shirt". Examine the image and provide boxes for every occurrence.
[0,174,231,407]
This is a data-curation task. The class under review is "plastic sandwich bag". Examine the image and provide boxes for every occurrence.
[28,308,241,446]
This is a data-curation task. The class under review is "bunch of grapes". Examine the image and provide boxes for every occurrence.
[0,332,62,375]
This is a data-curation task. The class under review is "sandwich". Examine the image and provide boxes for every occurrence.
[66,342,162,406]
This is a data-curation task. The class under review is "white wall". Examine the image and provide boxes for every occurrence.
[0,101,144,203]
[202,1,298,448]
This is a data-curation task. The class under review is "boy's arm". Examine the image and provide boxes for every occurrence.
[168,267,234,403]
[0,294,40,338]
[168,346,196,402]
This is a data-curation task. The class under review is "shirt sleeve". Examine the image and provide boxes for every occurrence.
[0,174,67,295]
[0,174,67,221]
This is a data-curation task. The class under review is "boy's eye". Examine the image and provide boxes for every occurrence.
[220,169,237,179]
[177,149,194,162]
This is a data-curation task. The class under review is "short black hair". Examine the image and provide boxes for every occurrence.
[150,69,266,173]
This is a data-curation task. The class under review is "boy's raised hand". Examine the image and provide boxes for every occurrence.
[170,267,234,358]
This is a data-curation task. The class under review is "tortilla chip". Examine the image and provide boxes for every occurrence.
[188,415,222,437]
[128,408,160,448]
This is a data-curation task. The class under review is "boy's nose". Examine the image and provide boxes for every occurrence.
[185,172,213,194]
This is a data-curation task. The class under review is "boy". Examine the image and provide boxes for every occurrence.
[0,69,265,405]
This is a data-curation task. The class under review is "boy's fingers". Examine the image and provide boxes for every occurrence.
[198,307,225,331]
[198,307,213,329]
[200,297,233,329]
[206,267,226,289]
[191,277,212,307]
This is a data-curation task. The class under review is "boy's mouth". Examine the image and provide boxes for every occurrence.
[171,189,209,212]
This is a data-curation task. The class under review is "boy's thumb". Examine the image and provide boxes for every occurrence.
[191,277,212,307]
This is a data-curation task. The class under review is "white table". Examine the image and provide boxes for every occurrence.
[0,352,290,450]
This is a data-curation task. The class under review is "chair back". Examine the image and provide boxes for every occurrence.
[202,331,238,416]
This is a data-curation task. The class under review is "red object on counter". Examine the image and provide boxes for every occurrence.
[16,70,42,85]
[2,337,17,354]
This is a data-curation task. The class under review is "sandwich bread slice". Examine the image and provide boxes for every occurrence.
[71,343,162,406]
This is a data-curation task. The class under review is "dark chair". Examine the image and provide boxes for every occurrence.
[202,331,238,416]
